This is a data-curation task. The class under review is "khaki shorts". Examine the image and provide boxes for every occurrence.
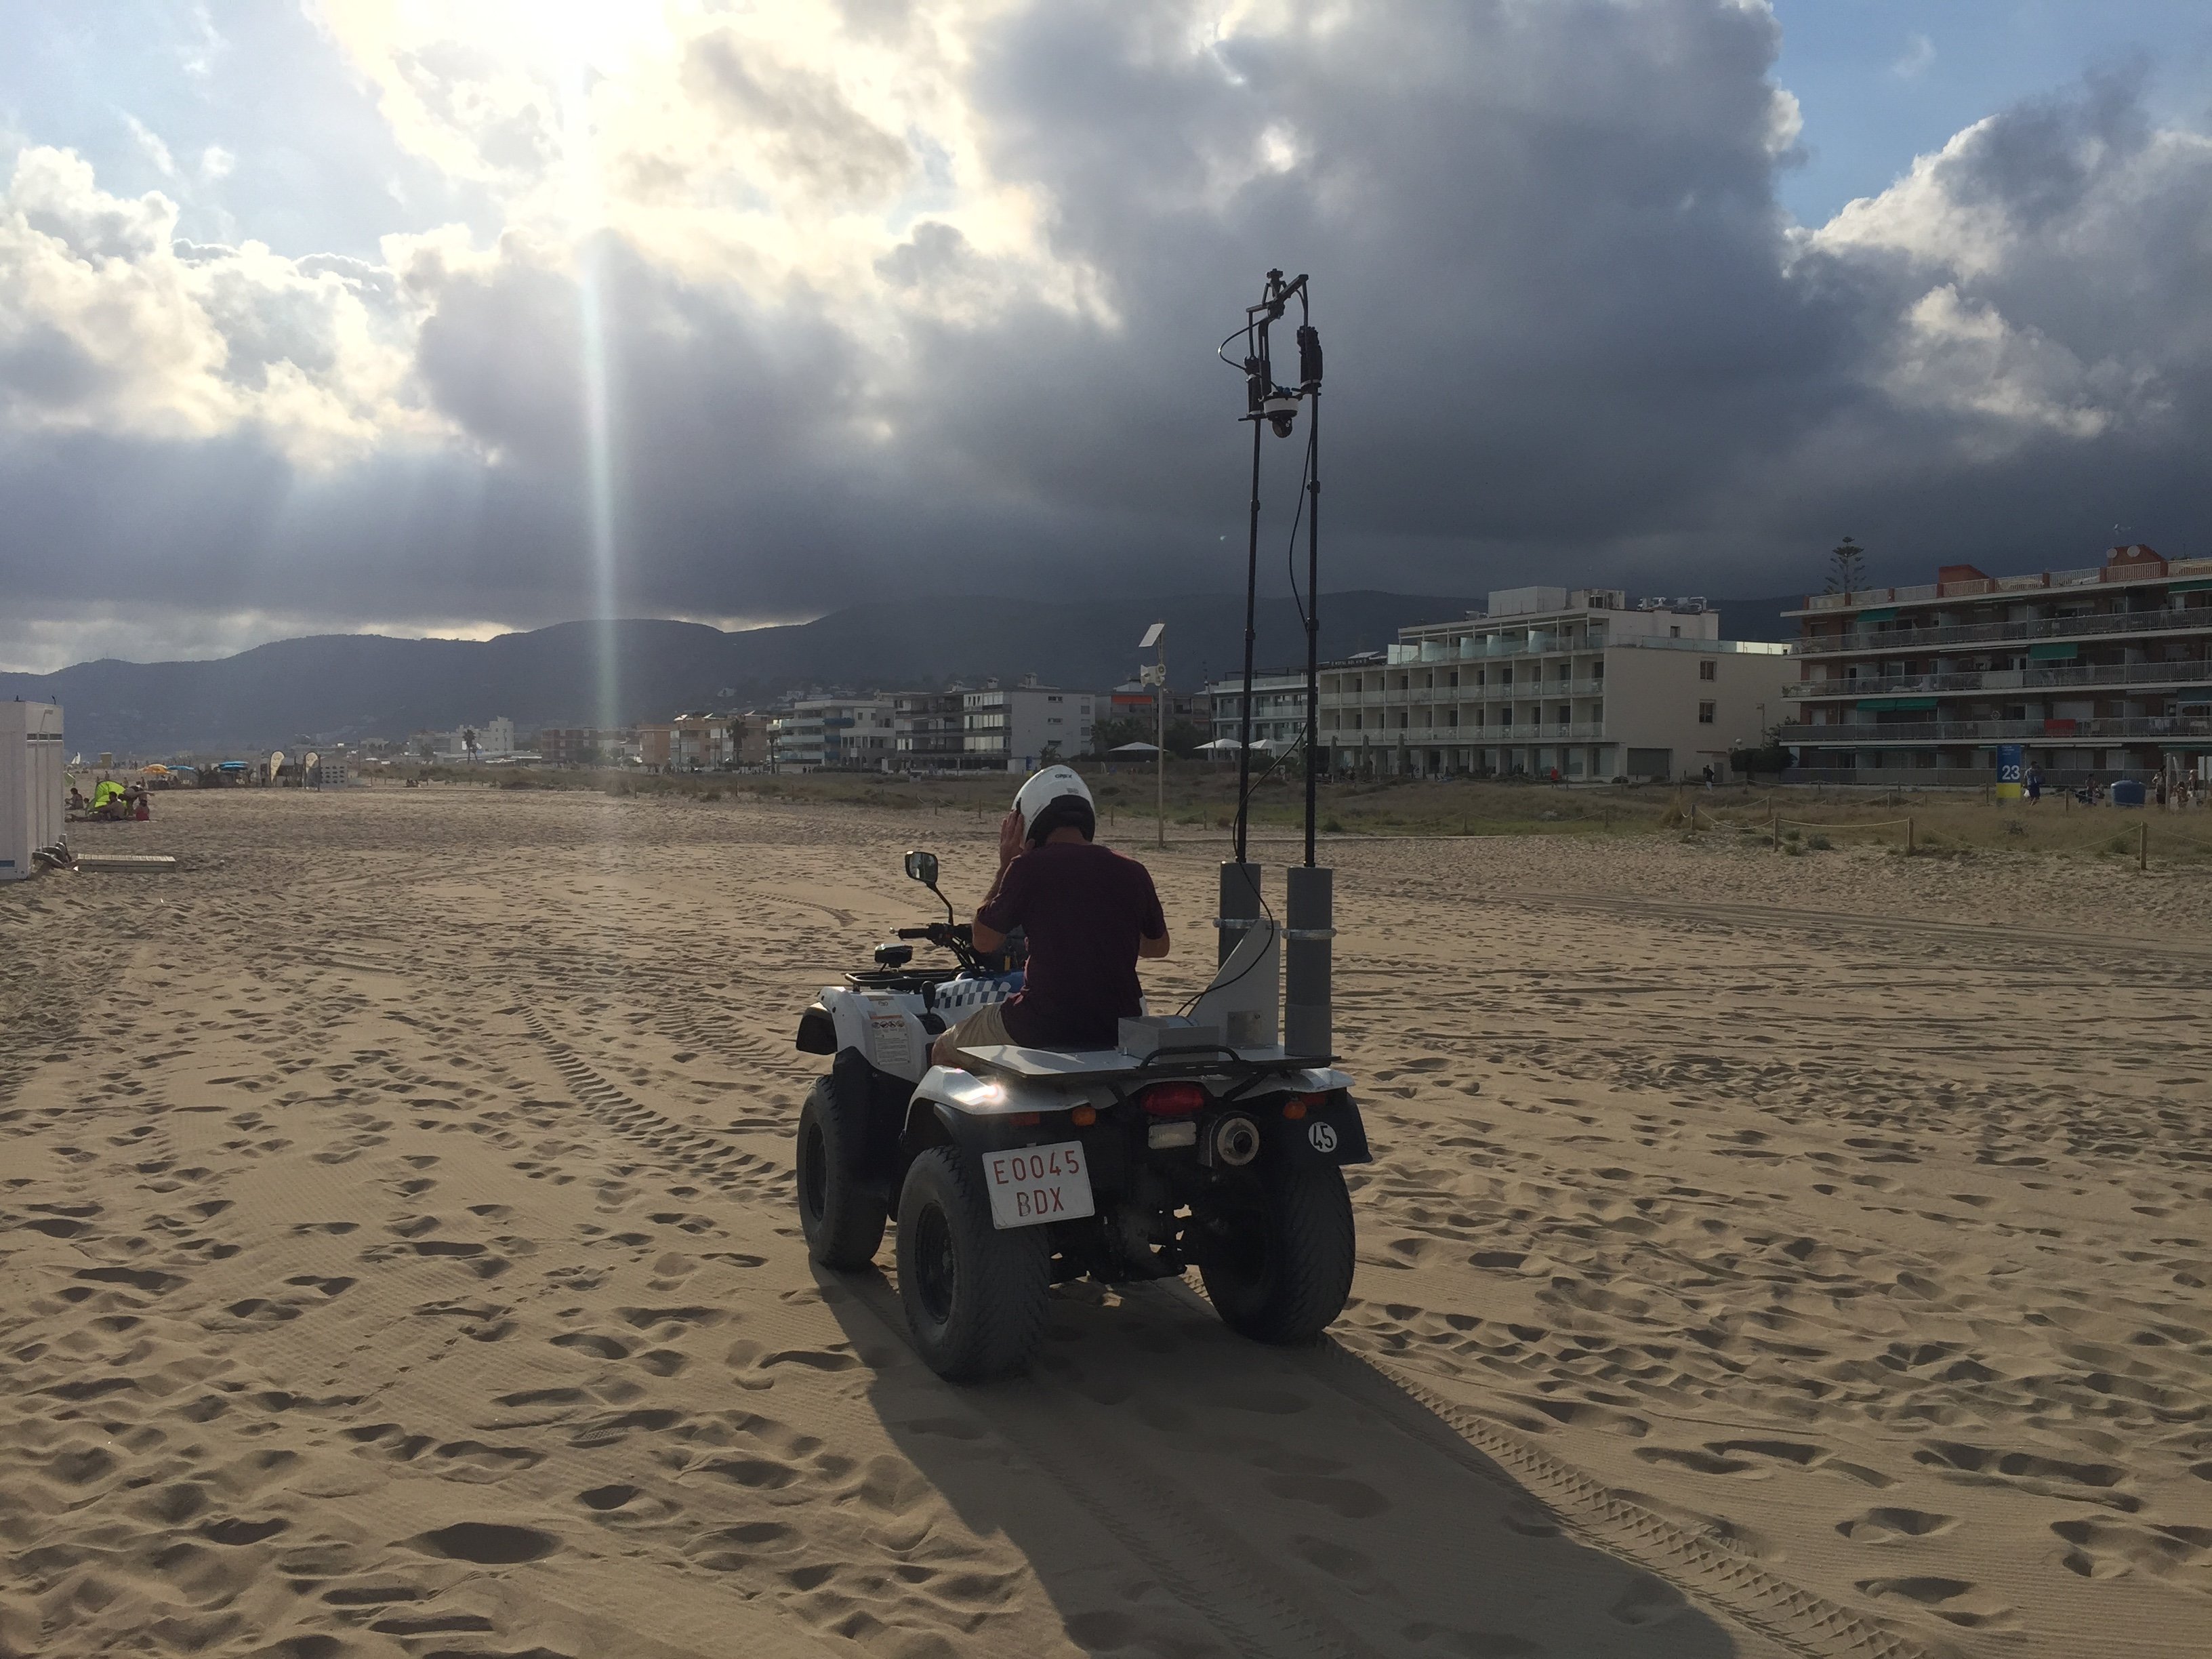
[941,1002,1014,1063]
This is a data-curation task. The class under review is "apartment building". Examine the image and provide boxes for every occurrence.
[893,692,970,770]
[1208,672,1311,750]
[1309,588,1790,781]
[671,713,741,771]
[637,723,673,770]
[437,716,515,760]
[769,697,896,770]
[1782,544,2212,785]
[537,726,638,767]
[962,681,1096,770]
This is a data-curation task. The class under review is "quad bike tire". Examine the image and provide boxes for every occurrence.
[895,1147,1050,1382]
[1199,1159,1355,1345]
[796,1075,888,1270]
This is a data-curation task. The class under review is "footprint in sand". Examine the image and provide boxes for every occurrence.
[1855,1575,2018,1631]
[403,1521,560,1563]
[1835,1508,1958,1544]
[1263,1473,1391,1519]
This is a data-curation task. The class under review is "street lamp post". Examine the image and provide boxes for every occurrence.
[1141,622,1166,848]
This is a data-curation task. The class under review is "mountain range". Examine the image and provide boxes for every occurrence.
[1,592,1799,758]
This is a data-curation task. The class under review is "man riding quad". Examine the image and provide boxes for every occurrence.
[928,766,1171,1067]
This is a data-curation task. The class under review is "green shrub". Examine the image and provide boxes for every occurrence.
[1807,833,1831,851]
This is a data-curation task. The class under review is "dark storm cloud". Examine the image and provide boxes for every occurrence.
[5,0,2212,670]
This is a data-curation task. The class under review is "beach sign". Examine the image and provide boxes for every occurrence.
[1996,742,2023,800]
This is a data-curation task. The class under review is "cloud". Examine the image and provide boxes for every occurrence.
[1892,32,1936,81]
[0,146,447,466]
[2,2,2211,674]
[123,115,178,179]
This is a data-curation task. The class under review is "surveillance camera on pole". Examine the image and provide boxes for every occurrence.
[1215,267,1330,1058]
[1139,621,1166,848]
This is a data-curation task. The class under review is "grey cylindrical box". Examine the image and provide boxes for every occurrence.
[1217,861,1262,968]
[1284,864,1332,1058]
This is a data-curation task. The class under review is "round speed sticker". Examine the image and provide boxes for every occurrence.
[1307,1121,1338,1153]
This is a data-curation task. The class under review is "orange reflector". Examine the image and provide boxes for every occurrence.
[1283,1092,1323,1120]
[1071,1105,1097,1126]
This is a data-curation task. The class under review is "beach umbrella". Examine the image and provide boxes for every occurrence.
[1109,741,1161,754]
[1195,737,1242,752]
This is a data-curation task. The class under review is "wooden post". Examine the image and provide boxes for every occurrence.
[1769,808,1778,851]
[1906,815,1915,854]
[2139,820,2148,872]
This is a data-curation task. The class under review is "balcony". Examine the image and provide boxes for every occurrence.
[1792,603,2212,657]
[1332,722,1609,745]
[1782,716,2212,745]
[1787,660,2212,699]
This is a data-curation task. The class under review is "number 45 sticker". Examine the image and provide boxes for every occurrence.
[1307,1121,1338,1154]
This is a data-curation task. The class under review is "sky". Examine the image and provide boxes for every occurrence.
[2,0,2211,672]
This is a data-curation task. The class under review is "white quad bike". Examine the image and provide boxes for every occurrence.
[794,850,1370,1381]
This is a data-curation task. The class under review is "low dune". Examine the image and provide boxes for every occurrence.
[3,787,2207,1658]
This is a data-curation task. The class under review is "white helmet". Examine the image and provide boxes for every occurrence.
[1012,765,1095,845]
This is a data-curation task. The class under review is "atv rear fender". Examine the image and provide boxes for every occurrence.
[902,1063,1105,1156]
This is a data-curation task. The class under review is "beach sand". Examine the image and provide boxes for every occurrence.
[3,787,2208,1658]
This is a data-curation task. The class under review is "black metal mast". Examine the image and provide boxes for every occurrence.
[1296,293,1322,867]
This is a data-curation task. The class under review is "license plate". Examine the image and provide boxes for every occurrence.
[983,1140,1095,1230]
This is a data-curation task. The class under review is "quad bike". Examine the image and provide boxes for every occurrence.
[794,849,1369,1381]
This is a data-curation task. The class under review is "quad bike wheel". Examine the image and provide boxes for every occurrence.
[796,1076,888,1270]
[895,1147,1050,1381]
[1198,1159,1355,1345]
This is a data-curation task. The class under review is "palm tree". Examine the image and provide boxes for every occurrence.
[462,726,479,764]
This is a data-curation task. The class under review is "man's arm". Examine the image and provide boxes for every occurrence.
[970,808,1025,953]
[1134,867,1168,958]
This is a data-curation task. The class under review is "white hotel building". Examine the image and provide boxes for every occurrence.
[1214,588,1791,783]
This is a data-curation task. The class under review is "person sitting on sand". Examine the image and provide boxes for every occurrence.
[929,766,1170,1066]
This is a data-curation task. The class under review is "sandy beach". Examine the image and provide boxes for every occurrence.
[4,787,2209,1659]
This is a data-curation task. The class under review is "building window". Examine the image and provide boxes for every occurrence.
[1699,660,1716,680]
[1698,701,1716,724]
[1670,626,1681,638]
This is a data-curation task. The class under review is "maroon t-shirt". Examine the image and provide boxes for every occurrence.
[977,840,1166,1050]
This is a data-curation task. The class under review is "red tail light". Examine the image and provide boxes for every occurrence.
[1138,1082,1208,1117]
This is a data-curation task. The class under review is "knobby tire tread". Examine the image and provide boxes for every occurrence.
[798,1076,888,1269]
[897,1147,1050,1381]
[1205,1158,1355,1345]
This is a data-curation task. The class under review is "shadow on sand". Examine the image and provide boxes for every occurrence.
[817,1264,1759,1658]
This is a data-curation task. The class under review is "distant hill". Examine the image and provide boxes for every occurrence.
[1,590,1804,757]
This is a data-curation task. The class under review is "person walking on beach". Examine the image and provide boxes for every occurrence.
[2026,763,2043,803]
[929,767,1170,1066]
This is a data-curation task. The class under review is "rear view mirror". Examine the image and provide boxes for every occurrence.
[903,851,939,888]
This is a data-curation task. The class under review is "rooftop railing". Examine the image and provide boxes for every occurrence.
[1791,560,2193,616]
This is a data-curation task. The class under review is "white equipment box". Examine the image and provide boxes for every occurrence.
[1,701,66,882]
